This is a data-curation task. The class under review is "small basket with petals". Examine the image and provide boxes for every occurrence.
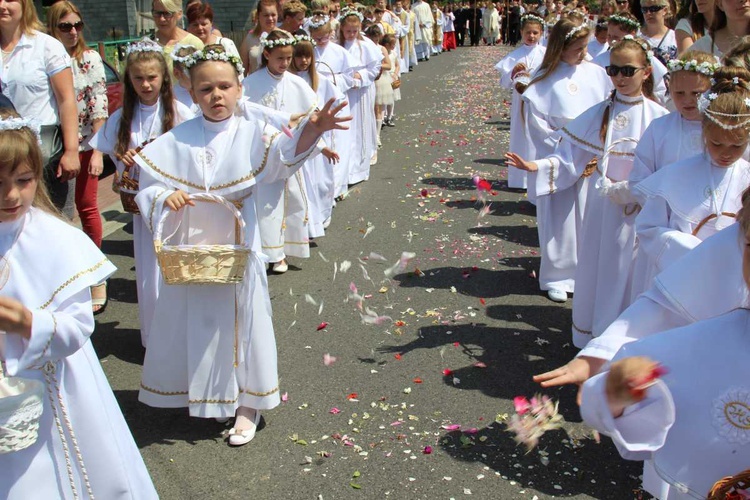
[0,361,44,454]
[118,166,140,214]
[708,469,750,499]
[154,192,251,285]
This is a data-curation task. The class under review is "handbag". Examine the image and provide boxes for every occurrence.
[38,124,64,171]
[0,361,44,454]
[391,79,401,89]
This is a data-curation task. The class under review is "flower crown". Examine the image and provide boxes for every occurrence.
[564,24,587,41]
[260,32,296,49]
[521,13,545,25]
[607,14,640,31]
[170,43,198,66]
[667,58,720,76]
[339,8,365,23]
[697,92,750,130]
[294,34,317,46]
[126,38,162,57]
[307,15,330,29]
[184,46,245,75]
[0,117,41,144]
[617,35,654,63]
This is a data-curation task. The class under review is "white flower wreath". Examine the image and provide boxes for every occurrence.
[0,117,41,144]
[293,34,317,46]
[619,35,654,63]
[260,32,296,49]
[125,38,162,57]
[607,14,640,31]
[307,15,330,30]
[184,47,245,75]
[520,13,545,25]
[666,58,721,76]
[339,8,365,23]
[564,24,586,41]
[169,43,198,66]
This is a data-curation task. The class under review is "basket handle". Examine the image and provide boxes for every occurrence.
[153,192,246,248]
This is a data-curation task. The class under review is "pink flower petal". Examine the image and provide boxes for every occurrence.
[423,445,433,454]
[281,392,289,402]
[513,396,531,415]
[329,407,341,414]
[323,353,337,366]
[441,424,461,431]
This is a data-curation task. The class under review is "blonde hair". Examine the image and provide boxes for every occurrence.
[723,37,750,71]
[156,0,183,14]
[46,1,88,62]
[0,109,59,215]
[283,0,308,18]
[529,19,590,87]
[16,0,43,35]
[702,67,750,135]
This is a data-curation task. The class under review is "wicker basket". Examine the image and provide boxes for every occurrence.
[708,469,750,499]
[154,193,251,285]
[119,167,140,215]
[0,362,44,454]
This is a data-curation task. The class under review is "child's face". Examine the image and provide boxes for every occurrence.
[606,24,630,44]
[609,47,650,97]
[561,36,588,65]
[521,23,541,45]
[265,45,294,75]
[703,122,748,168]
[293,53,312,72]
[342,20,361,41]
[129,60,164,106]
[0,163,36,223]
[670,71,711,121]
[387,39,396,51]
[311,28,331,48]
[189,61,242,122]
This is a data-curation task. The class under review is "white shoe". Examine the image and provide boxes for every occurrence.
[371,152,378,165]
[272,260,288,273]
[228,410,261,446]
[547,289,567,303]
[322,216,332,229]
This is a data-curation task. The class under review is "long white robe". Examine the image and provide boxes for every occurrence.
[537,94,668,346]
[412,0,433,59]
[521,61,613,293]
[0,208,156,499]
[315,41,357,198]
[90,99,194,347]
[299,71,345,233]
[633,154,750,295]
[581,309,750,499]
[342,37,382,184]
[495,43,546,189]
[133,113,318,417]
[243,69,318,260]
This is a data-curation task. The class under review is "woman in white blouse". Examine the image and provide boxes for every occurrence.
[0,0,80,218]
[47,0,110,314]
[691,0,750,58]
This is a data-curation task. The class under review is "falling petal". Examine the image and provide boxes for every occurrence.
[317,322,329,331]
[281,392,289,402]
[323,353,337,366]
[441,424,461,431]
[363,225,374,239]
[423,446,433,454]
[368,252,387,261]
[340,260,352,273]
[329,407,341,414]
[287,320,297,332]
[318,252,329,263]
[305,294,318,306]
[333,261,338,281]
[318,301,324,315]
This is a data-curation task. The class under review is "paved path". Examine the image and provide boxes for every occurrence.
[93,45,642,499]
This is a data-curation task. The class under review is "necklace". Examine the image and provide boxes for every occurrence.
[137,100,161,146]
[0,216,26,291]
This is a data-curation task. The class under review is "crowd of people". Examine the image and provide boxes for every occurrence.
[495,0,750,497]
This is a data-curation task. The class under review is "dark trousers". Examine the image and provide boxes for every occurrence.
[468,27,481,46]
[456,27,466,45]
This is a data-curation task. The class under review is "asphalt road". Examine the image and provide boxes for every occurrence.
[93,44,644,500]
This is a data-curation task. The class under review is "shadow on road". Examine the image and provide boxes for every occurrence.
[92,320,146,365]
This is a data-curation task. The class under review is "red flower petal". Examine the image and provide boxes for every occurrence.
[442,368,453,376]
[317,322,329,331]
[394,353,402,360]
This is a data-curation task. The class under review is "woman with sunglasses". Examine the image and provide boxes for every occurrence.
[691,0,750,57]
[150,0,203,74]
[639,0,678,64]
[46,1,110,314]
[0,0,79,219]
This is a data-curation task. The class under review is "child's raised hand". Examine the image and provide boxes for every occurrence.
[322,147,340,165]
[504,152,538,172]
[165,190,195,212]
[605,356,664,417]
[309,98,352,134]
[119,148,139,168]
[0,296,33,339]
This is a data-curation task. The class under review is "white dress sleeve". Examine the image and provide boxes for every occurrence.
[635,196,702,273]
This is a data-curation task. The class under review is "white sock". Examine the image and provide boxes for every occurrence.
[376,119,383,146]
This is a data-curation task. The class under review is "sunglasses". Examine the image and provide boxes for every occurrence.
[641,5,665,13]
[606,65,645,76]
[151,10,175,19]
[57,21,84,33]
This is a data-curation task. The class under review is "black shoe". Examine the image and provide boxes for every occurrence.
[386,119,395,127]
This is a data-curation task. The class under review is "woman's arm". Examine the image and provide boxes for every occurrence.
[87,53,110,176]
[50,67,81,181]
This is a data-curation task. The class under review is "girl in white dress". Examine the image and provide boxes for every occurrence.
[494,12,546,190]
[243,29,317,273]
[309,14,358,198]
[338,8,382,176]
[290,35,344,232]
[90,40,193,347]
[383,34,401,127]
[133,44,349,446]
[366,25,393,150]
[506,36,669,345]
[0,109,157,499]
[507,19,613,303]
[634,68,750,295]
